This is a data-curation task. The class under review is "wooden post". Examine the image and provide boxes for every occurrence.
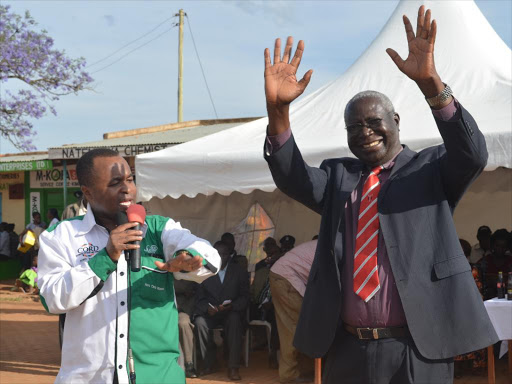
[315,358,322,384]
[487,345,495,384]
[177,9,184,122]
[509,340,512,376]
[62,160,67,212]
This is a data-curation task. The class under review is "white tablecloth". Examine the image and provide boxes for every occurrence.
[484,297,512,358]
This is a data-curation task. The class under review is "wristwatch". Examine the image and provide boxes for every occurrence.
[426,83,453,107]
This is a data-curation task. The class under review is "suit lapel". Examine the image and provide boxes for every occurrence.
[380,145,416,199]
[331,162,363,258]
[390,145,416,179]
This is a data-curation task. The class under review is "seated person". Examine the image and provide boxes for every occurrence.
[221,232,248,271]
[255,237,282,271]
[13,255,38,294]
[175,279,199,378]
[477,229,512,299]
[250,237,282,368]
[469,225,492,264]
[193,241,249,381]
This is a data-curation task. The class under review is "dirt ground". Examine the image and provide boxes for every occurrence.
[0,279,509,384]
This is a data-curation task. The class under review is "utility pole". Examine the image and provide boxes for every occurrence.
[177,9,185,122]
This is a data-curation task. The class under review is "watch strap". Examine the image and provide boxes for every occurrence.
[426,83,453,107]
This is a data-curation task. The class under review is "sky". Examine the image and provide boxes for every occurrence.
[1,0,511,154]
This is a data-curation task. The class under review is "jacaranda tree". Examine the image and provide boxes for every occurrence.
[0,5,93,151]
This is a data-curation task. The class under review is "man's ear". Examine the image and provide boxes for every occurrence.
[394,112,400,131]
[81,185,92,203]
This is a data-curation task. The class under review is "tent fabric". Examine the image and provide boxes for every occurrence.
[143,188,321,252]
[142,167,511,253]
[136,0,511,202]
[230,203,275,268]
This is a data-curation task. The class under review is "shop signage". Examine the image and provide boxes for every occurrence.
[30,192,41,214]
[0,159,52,172]
[49,144,171,159]
[0,172,23,191]
[30,165,79,189]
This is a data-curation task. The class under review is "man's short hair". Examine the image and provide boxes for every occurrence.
[32,211,40,218]
[76,148,120,187]
[491,228,509,246]
[344,90,395,123]
[477,225,492,236]
[221,233,235,242]
[280,235,295,246]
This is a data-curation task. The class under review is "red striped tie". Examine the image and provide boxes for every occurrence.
[353,166,383,302]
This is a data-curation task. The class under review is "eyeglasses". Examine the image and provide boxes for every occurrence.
[345,111,395,134]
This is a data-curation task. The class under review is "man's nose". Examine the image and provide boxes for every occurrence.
[362,126,374,137]
[120,181,131,193]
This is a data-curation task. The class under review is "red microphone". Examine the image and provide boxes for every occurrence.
[127,204,146,272]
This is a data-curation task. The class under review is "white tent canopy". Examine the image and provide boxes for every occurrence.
[137,0,511,201]
[136,0,511,247]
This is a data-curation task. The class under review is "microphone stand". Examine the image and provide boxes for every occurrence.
[125,251,137,384]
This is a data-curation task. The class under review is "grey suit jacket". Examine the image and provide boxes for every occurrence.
[264,104,499,360]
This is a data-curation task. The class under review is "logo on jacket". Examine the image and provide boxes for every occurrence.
[144,244,158,256]
[77,243,100,261]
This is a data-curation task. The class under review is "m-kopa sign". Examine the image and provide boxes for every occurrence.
[30,165,79,188]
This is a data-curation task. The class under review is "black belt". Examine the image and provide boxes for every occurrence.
[344,323,410,340]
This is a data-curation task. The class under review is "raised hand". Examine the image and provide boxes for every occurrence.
[264,36,313,107]
[386,5,444,98]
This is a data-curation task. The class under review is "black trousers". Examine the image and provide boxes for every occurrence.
[323,327,453,384]
[194,311,244,369]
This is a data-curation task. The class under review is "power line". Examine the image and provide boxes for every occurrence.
[186,14,219,119]
[90,26,176,74]
[87,15,176,68]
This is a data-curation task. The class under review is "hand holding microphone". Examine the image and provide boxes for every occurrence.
[106,219,142,263]
[106,205,146,265]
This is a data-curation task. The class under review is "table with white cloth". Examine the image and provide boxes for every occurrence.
[483,297,512,384]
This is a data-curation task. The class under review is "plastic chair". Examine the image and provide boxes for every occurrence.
[244,319,272,367]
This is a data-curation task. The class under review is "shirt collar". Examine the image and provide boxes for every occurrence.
[75,204,98,236]
[364,146,404,173]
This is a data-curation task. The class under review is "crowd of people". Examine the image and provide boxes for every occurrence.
[4,203,510,382]
[0,209,61,294]
[175,231,319,383]
[455,226,512,376]
[0,191,89,294]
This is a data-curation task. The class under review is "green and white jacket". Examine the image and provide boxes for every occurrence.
[38,207,220,384]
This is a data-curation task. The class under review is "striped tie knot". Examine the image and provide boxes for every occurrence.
[353,165,384,302]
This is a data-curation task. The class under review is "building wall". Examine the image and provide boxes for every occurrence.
[0,172,26,232]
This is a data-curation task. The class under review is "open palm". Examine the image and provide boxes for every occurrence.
[264,37,313,106]
[386,6,438,82]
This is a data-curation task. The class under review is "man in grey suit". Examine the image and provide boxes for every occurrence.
[263,5,498,384]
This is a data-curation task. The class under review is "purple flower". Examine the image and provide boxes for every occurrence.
[0,4,93,151]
